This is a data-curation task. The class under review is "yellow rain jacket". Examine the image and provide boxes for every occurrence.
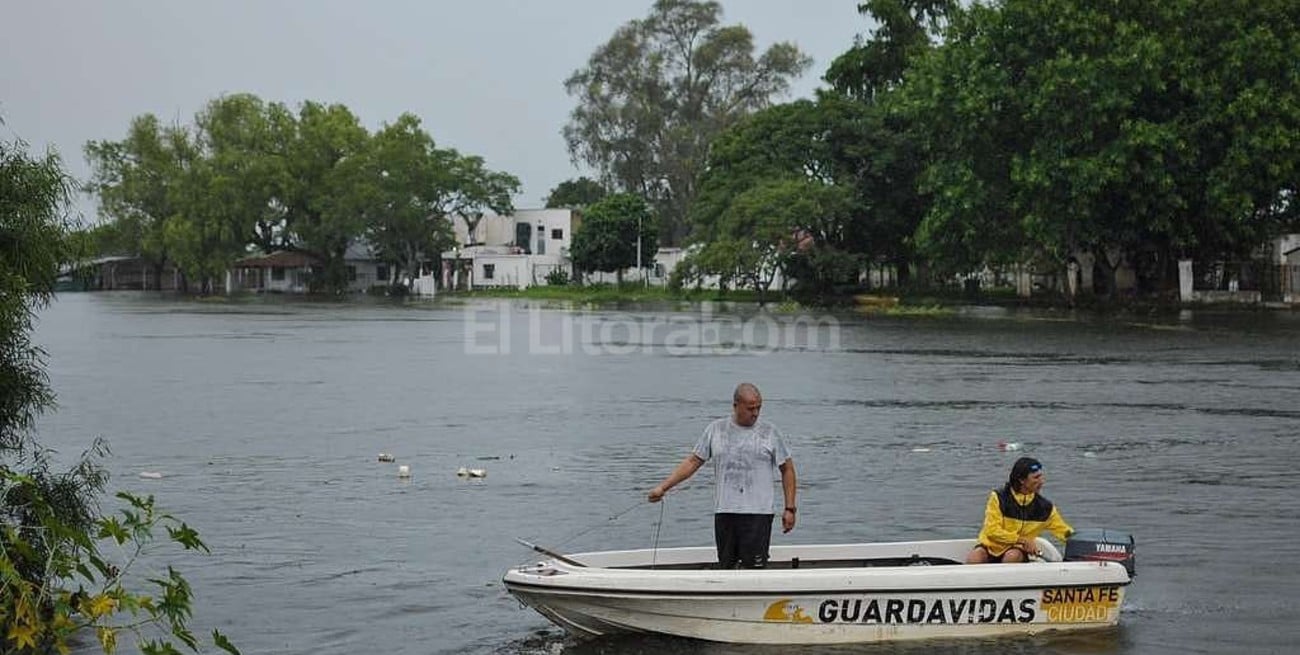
[977,487,1073,557]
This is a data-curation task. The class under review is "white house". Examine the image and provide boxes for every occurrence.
[443,209,579,290]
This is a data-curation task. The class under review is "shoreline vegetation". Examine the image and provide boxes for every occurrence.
[173,282,1296,318]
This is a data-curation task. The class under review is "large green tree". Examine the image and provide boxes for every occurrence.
[84,115,190,287]
[356,114,517,286]
[569,193,658,284]
[563,0,812,244]
[902,0,1300,294]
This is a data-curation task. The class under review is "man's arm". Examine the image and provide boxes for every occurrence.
[779,459,797,533]
[648,454,704,502]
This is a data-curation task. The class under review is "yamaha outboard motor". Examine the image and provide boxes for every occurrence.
[1065,529,1136,576]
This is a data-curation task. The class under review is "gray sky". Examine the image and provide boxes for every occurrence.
[2,1,869,223]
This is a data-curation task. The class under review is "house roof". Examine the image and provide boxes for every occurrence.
[236,251,319,268]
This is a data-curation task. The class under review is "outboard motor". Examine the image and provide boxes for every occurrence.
[1065,529,1136,576]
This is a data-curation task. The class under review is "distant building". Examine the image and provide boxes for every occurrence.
[227,243,384,293]
[66,256,183,291]
[442,209,578,290]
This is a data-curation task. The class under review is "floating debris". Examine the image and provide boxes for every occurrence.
[398,465,411,478]
[457,467,486,478]
[378,453,395,462]
[997,441,1022,452]
[911,447,932,453]
[1083,451,1098,459]
[138,471,164,480]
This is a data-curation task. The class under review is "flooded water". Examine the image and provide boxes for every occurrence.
[32,294,1300,654]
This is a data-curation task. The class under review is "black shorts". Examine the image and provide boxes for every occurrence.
[714,513,774,569]
[975,544,1025,563]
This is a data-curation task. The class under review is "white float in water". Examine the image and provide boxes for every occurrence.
[378,453,395,462]
[910,447,932,453]
[138,471,164,479]
[457,467,486,478]
[397,465,411,478]
[997,440,1022,452]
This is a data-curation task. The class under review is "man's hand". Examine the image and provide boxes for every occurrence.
[782,507,796,533]
[648,486,665,503]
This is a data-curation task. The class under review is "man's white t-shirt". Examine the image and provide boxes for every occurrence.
[692,417,791,515]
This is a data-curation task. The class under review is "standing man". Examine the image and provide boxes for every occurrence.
[648,382,797,569]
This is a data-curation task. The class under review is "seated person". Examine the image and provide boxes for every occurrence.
[966,456,1072,563]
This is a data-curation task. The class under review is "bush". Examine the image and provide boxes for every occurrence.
[2,132,236,654]
[544,267,571,286]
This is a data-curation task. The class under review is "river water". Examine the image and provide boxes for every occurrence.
[32,293,1300,655]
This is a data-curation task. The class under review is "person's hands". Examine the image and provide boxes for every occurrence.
[648,486,665,503]
[782,507,796,533]
[1016,539,1039,557]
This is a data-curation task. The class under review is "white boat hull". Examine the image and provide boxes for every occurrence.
[503,539,1130,644]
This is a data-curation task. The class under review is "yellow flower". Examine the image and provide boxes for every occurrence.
[7,621,37,650]
[86,593,118,618]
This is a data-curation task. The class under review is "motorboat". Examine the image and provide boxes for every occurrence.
[503,530,1134,645]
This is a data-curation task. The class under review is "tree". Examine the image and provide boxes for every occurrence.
[902,0,1300,295]
[544,177,607,209]
[563,0,812,244]
[569,193,658,284]
[824,0,958,101]
[3,130,235,654]
[84,115,189,288]
[695,178,852,301]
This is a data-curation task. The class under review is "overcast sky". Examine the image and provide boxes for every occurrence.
[2,1,870,222]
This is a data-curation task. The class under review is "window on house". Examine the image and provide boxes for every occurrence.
[537,224,545,232]
[483,264,495,280]
[347,265,357,282]
[655,263,665,278]
[376,264,389,282]
[551,228,563,240]
[271,267,285,281]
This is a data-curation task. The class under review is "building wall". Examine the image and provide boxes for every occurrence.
[474,254,530,289]
[1275,235,1300,264]
[345,261,384,291]
[451,208,576,255]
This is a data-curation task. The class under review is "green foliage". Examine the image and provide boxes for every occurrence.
[1,135,70,452]
[900,0,1300,291]
[85,93,519,294]
[825,0,958,101]
[3,131,235,654]
[544,177,607,209]
[3,465,238,655]
[569,194,658,282]
[544,267,571,286]
[563,0,812,244]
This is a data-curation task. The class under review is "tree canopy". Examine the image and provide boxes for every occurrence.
[569,193,658,283]
[544,176,608,209]
[900,0,1300,292]
[563,0,811,245]
[85,93,519,293]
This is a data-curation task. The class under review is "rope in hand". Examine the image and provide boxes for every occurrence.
[651,495,666,570]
